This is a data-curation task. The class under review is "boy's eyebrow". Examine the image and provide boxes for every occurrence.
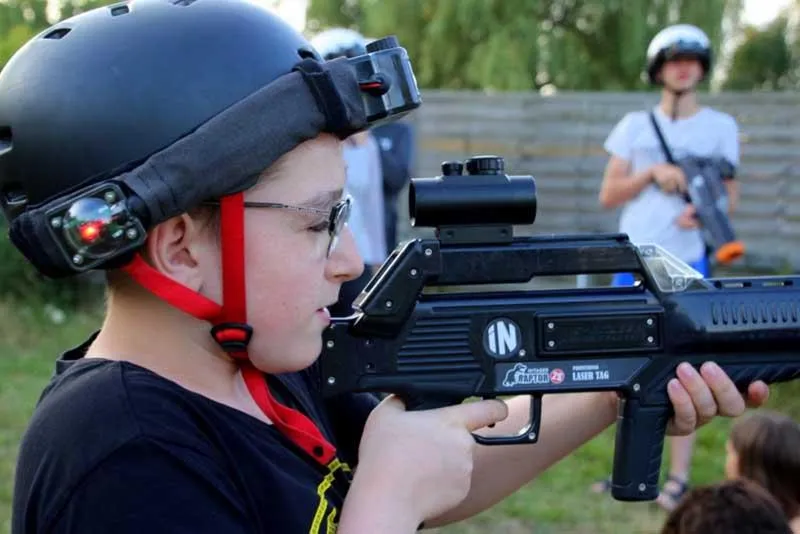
[297,189,344,211]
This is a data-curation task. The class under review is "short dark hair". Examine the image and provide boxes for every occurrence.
[660,478,792,534]
[730,410,800,519]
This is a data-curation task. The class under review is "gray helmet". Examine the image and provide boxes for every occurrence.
[645,24,712,85]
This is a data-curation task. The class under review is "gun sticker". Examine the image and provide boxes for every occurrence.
[501,363,551,387]
[483,317,522,358]
[570,363,610,382]
[495,359,650,391]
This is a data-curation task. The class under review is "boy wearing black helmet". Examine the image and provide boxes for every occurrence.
[595,24,742,510]
[2,4,766,533]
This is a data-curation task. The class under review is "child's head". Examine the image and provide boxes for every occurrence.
[660,478,792,534]
[0,0,413,373]
[645,24,711,92]
[726,410,800,520]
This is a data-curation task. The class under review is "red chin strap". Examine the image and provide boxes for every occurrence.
[121,193,336,466]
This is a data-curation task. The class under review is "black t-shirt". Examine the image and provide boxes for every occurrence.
[12,334,380,534]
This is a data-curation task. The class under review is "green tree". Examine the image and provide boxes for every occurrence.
[306,0,743,91]
[724,16,792,90]
[0,0,109,71]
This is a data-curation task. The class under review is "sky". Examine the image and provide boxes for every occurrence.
[272,0,794,32]
[742,0,793,27]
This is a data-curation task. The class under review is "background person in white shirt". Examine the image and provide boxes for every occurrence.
[593,23,741,511]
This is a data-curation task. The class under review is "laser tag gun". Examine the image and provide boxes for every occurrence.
[680,156,744,264]
[648,112,744,265]
[317,155,800,503]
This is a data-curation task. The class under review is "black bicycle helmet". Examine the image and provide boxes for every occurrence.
[0,0,420,468]
[0,0,319,218]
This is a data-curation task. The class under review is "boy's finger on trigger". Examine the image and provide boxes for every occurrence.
[444,399,509,432]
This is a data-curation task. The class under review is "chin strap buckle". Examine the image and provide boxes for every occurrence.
[210,322,253,353]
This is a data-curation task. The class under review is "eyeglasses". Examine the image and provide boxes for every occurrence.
[205,195,352,258]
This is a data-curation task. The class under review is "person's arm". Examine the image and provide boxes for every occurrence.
[361,135,388,268]
[598,155,656,209]
[425,363,770,528]
[421,392,616,527]
[724,180,739,214]
[598,112,656,209]
[47,438,252,534]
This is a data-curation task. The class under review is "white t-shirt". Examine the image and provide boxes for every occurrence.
[604,106,740,263]
[342,134,387,266]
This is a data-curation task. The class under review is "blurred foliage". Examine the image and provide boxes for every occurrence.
[723,14,795,90]
[306,0,743,91]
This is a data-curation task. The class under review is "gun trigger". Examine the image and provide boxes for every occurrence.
[473,394,542,446]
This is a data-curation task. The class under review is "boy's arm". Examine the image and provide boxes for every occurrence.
[422,392,618,528]
[598,155,655,209]
[724,180,739,213]
[46,439,253,534]
[597,112,658,209]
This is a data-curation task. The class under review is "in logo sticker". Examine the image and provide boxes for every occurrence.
[483,318,521,358]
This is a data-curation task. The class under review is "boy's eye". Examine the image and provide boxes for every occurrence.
[308,221,328,233]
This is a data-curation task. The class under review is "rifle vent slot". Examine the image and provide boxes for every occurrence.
[711,301,800,326]
[398,317,479,372]
[1,182,28,215]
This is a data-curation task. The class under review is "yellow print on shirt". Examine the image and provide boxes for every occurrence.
[309,458,352,534]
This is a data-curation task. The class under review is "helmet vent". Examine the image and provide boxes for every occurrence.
[109,4,130,16]
[0,126,10,157]
[43,28,70,40]
[0,183,27,215]
[171,0,198,6]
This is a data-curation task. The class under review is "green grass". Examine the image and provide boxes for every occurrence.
[1,297,799,534]
[0,299,102,534]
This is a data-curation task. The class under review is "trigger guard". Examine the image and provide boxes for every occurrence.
[473,395,542,446]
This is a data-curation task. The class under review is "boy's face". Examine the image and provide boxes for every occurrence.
[202,133,365,373]
[724,440,740,479]
[660,56,704,92]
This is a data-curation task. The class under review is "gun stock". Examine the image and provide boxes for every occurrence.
[318,156,800,502]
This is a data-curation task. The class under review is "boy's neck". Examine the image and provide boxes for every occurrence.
[85,282,267,421]
[659,89,700,119]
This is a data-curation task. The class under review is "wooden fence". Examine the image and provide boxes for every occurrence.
[396,91,800,272]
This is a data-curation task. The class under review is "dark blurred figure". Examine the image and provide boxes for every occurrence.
[660,478,792,534]
[371,120,415,251]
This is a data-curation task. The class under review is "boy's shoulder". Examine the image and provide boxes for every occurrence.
[699,106,739,129]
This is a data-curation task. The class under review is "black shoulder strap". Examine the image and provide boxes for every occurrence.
[648,110,676,164]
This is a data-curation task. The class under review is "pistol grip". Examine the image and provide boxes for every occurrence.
[610,397,670,501]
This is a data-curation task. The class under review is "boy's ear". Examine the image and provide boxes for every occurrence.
[144,213,206,291]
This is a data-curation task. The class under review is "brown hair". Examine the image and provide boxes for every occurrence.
[730,410,800,520]
[660,478,792,534]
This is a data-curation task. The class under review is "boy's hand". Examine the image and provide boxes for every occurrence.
[352,395,508,525]
[651,163,687,194]
[665,361,769,435]
[676,204,700,229]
